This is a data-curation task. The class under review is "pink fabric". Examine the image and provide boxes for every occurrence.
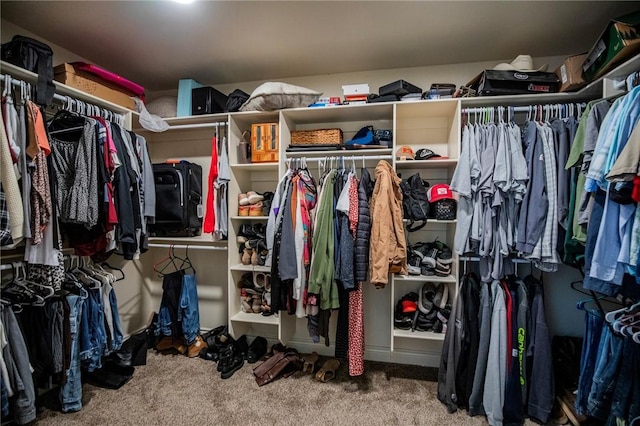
[74,62,145,97]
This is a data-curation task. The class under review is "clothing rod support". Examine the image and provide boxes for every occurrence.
[147,243,227,251]
[459,256,532,264]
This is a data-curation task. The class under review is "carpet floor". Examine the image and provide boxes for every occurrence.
[33,350,537,425]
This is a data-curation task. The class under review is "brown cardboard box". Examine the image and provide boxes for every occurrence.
[555,54,587,92]
[54,63,137,110]
[583,11,640,81]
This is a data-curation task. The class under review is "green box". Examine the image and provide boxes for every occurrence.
[583,11,640,82]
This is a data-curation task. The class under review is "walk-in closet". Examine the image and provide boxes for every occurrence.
[1,2,639,425]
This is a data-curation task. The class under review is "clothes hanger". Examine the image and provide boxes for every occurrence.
[153,245,181,277]
[101,262,126,282]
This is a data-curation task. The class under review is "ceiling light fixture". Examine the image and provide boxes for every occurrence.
[173,0,195,4]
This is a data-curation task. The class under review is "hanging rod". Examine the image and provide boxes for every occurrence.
[459,256,532,263]
[1,73,68,104]
[1,73,125,124]
[147,243,227,251]
[165,122,228,131]
[290,155,393,163]
[461,103,586,114]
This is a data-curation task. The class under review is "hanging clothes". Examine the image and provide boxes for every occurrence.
[214,135,230,241]
[0,117,24,248]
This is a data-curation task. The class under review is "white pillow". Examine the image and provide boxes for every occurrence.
[239,82,321,112]
[145,95,178,118]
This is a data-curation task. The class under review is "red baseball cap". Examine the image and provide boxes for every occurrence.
[428,184,454,203]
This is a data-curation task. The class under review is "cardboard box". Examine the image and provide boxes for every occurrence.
[250,123,279,163]
[555,54,588,92]
[582,11,640,82]
[54,63,137,110]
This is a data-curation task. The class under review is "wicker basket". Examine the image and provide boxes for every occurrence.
[290,128,343,145]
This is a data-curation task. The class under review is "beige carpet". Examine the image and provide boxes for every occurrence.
[33,351,535,425]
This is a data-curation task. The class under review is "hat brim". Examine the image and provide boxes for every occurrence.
[493,63,549,72]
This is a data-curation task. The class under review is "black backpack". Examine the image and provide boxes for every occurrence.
[224,89,250,112]
[1,35,55,106]
[400,173,430,232]
[149,161,203,237]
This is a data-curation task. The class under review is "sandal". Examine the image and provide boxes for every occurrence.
[302,352,319,374]
[315,358,340,382]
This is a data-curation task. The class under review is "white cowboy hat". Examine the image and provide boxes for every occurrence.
[493,55,548,72]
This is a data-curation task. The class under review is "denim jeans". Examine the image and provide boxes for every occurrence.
[108,285,124,351]
[178,273,200,345]
[587,325,624,420]
[158,270,184,338]
[610,339,640,423]
[80,288,108,372]
[60,294,84,413]
[576,311,604,415]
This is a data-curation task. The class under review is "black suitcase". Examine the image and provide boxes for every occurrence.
[150,161,203,237]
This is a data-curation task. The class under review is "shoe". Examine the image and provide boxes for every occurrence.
[433,240,453,264]
[235,335,249,360]
[394,292,418,330]
[187,335,208,358]
[251,294,263,313]
[249,201,264,216]
[220,346,244,379]
[238,193,250,206]
[246,191,264,204]
[238,205,250,216]
[241,248,253,265]
[247,336,268,363]
[407,252,422,275]
[421,243,438,268]
[420,265,436,276]
[302,351,319,374]
[261,191,274,216]
[434,260,451,277]
[199,346,220,362]
[254,272,266,289]
[432,282,449,310]
[201,325,226,347]
[418,282,437,315]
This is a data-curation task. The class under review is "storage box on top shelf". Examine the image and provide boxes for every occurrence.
[54,63,137,110]
[177,78,204,117]
[250,122,279,163]
[582,10,640,82]
[466,70,560,96]
[555,54,588,92]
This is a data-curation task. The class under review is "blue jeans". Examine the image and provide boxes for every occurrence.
[587,325,624,420]
[60,294,84,413]
[610,339,640,423]
[157,271,200,345]
[80,289,108,372]
[108,285,124,351]
[576,311,604,415]
[179,274,200,345]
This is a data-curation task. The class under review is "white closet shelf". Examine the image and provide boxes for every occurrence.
[394,274,457,284]
[230,215,269,220]
[148,235,228,246]
[229,264,270,272]
[230,311,279,325]
[285,148,393,157]
[396,159,458,169]
[393,328,446,341]
[230,162,278,171]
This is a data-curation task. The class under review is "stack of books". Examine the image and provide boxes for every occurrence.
[342,84,369,105]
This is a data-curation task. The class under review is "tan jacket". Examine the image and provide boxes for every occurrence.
[369,161,407,287]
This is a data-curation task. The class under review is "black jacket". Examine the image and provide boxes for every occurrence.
[354,168,373,283]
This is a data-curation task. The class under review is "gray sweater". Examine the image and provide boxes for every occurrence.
[483,280,507,426]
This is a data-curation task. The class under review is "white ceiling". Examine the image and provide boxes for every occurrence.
[2,1,639,92]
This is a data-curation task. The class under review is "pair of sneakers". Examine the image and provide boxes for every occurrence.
[412,282,449,332]
[408,240,453,277]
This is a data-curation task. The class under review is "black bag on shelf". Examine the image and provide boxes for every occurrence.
[1,35,55,106]
[149,161,203,237]
[400,173,430,232]
[224,89,250,112]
